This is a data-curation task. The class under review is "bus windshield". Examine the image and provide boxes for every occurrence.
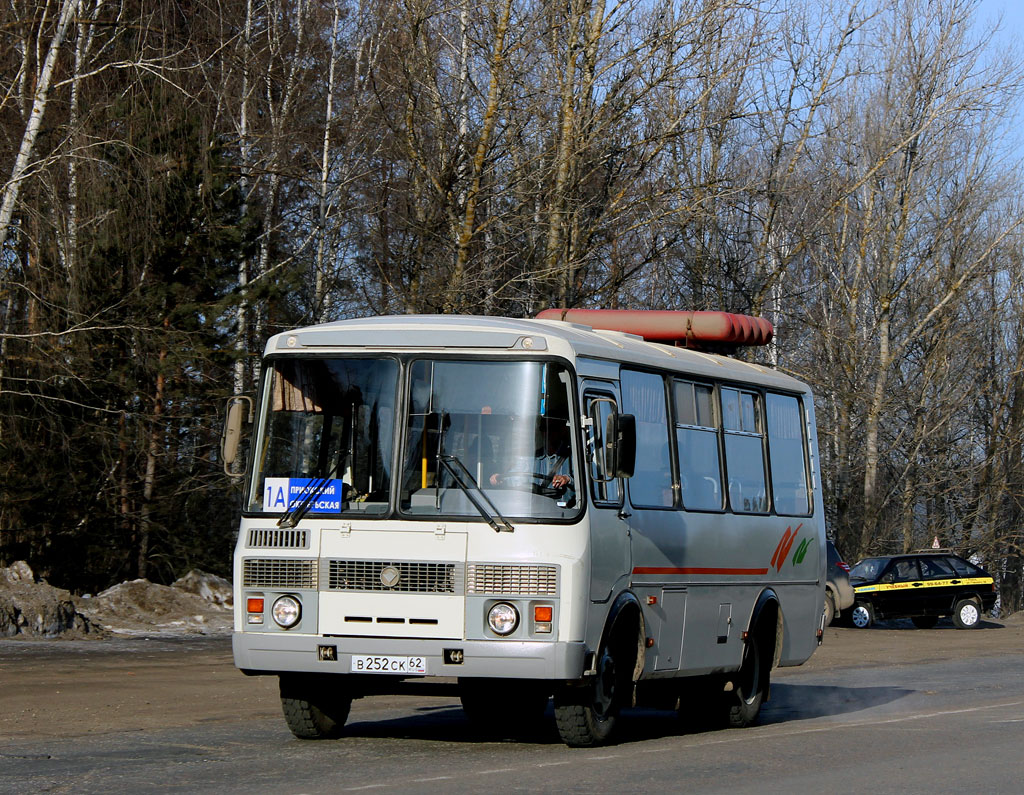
[400,359,579,522]
[246,356,579,522]
[248,357,399,516]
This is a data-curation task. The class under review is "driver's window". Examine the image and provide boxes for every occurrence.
[585,394,621,505]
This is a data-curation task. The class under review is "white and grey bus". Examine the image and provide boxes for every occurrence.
[224,310,826,747]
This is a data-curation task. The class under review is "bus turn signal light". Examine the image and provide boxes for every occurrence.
[247,597,264,614]
[534,606,553,623]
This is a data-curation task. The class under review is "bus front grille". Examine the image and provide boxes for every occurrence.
[242,558,318,589]
[246,528,309,549]
[467,564,558,596]
[325,560,461,594]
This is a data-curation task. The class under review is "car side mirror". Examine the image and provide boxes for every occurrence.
[221,396,253,476]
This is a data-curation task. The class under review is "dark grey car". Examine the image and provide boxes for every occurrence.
[824,540,854,626]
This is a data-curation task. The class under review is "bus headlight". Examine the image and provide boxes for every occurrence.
[487,602,519,636]
[271,595,301,628]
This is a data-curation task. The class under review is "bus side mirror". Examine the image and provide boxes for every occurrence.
[604,412,636,479]
[222,396,253,477]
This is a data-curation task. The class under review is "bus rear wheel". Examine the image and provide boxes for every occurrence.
[554,635,632,747]
[725,634,767,728]
[279,674,352,740]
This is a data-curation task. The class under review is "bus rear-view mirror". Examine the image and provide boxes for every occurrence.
[222,396,253,476]
[604,412,636,479]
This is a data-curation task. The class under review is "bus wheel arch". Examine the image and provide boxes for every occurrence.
[749,588,783,671]
[600,590,647,684]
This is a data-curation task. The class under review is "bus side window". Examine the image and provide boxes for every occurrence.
[621,370,673,507]
[673,380,723,511]
[585,395,621,505]
[766,392,811,515]
[721,387,768,513]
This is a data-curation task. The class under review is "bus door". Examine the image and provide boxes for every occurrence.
[581,383,631,602]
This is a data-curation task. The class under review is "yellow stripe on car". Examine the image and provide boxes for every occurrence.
[854,577,993,594]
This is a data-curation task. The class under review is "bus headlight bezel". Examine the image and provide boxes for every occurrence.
[271,595,302,629]
[487,602,519,636]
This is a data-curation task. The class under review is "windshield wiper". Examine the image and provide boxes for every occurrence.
[277,474,334,529]
[437,454,515,533]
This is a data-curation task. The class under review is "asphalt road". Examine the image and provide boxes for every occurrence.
[2,626,1023,794]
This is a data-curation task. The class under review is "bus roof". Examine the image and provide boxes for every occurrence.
[264,314,809,393]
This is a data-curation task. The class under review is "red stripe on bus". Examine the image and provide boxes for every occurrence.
[632,567,770,576]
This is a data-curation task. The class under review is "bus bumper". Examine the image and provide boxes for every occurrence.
[233,631,587,680]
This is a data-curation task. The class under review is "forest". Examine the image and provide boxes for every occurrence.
[2,0,1024,613]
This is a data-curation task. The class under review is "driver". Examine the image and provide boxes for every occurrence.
[489,417,573,493]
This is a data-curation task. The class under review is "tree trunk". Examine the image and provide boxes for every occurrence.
[0,0,81,252]
[861,301,891,554]
[138,343,167,579]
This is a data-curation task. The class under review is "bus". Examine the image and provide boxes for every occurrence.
[223,310,826,747]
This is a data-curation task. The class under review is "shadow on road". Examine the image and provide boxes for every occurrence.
[331,681,912,746]
[760,682,912,724]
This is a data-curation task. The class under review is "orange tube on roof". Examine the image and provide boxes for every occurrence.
[535,309,773,348]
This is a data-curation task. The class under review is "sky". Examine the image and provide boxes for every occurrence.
[975,0,1024,159]
[977,0,1024,43]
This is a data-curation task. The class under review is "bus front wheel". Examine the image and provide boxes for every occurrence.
[554,634,632,747]
[279,674,352,740]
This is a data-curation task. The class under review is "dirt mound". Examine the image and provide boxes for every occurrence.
[0,562,105,638]
[78,576,232,636]
[0,561,233,639]
[171,569,233,608]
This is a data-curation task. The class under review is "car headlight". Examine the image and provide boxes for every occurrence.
[487,602,519,636]
[271,595,301,628]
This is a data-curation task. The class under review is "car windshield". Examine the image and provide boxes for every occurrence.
[849,557,888,581]
[400,359,579,521]
[248,357,399,516]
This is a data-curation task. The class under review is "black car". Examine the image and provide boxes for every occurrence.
[847,551,997,629]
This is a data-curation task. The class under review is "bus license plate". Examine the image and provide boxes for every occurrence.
[350,655,427,674]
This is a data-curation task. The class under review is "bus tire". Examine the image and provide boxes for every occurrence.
[279,675,351,740]
[725,633,767,728]
[554,633,632,747]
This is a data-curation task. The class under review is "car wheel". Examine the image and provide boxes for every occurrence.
[822,592,836,627]
[850,601,874,629]
[911,615,939,629]
[952,598,981,629]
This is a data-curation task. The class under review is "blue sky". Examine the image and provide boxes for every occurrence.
[976,1,1024,159]
[977,0,1024,39]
